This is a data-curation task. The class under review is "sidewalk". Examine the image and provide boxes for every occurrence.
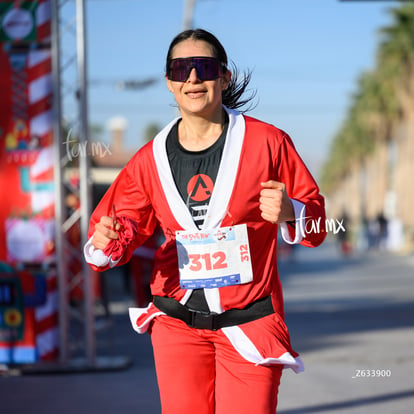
[277,241,414,413]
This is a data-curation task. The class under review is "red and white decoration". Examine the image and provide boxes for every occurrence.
[0,0,58,363]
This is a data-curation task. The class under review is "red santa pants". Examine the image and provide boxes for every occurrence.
[150,315,283,414]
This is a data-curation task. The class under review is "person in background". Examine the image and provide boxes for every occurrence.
[84,28,326,414]
[337,209,352,256]
[376,212,388,250]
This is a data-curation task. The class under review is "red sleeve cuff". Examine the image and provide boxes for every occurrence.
[103,216,139,262]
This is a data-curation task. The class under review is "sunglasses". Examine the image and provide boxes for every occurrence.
[166,56,226,82]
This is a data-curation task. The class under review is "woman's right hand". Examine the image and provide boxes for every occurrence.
[91,216,120,250]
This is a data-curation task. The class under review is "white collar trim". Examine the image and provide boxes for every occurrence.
[152,106,246,231]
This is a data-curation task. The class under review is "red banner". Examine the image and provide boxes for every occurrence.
[0,0,58,363]
[0,0,54,265]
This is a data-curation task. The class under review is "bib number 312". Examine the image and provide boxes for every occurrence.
[176,224,253,289]
[188,251,227,272]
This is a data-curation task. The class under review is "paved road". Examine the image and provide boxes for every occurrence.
[277,241,414,414]
[1,240,413,413]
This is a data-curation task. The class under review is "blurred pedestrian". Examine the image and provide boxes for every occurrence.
[376,212,388,250]
[337,209,352,256]
[84,28,326,414]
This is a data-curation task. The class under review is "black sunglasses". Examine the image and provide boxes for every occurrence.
[167,56,226,82]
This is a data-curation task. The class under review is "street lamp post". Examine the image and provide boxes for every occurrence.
[183,0,196,30]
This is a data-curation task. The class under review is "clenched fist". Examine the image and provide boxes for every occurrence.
[259,180,295,224]
[91,216,121,250]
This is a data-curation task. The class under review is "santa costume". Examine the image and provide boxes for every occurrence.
[84,107,326,413]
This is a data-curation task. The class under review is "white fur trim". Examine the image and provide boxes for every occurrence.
[180,290,193,305]
[151,106,246,234]
[258,354,304,373]
[280,200,306,244]
[84,237,109,267]
[202,107,246,231]
[204,288,224,313]
[128,306,165,334]
[83,237,120,268]
[222,325,304,373]
[152,117,197,230]
[152,107,246,313]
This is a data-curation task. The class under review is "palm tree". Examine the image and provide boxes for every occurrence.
[378,4,414,104]
[377,3,414,230]
[321,3,414,242]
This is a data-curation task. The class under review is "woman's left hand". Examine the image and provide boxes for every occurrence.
[259,180,295,224]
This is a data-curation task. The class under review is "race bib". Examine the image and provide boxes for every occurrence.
[176,224,253,289]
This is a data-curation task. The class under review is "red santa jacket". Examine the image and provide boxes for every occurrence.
[85,107,326,372]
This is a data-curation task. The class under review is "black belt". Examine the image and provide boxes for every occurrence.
[153,295,274,331]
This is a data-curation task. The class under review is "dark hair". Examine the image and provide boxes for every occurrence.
[165,28,256,112]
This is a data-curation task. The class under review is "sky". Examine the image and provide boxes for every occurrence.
[81,0,395,177]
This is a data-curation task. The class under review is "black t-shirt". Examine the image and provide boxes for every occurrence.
[166,117,229,229]
[166,115,229,311]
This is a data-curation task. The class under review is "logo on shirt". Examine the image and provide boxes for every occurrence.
[187,174,214,202]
